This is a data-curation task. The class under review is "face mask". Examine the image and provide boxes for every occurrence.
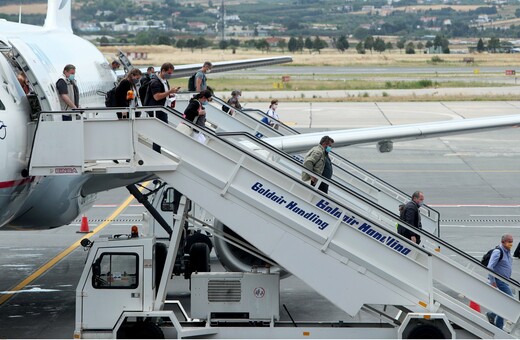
[206,69,211,74]
[164,73,174,79]
[237,95,241,99]
[133,78,140,84]
[325,146,332,153]
[68,74,75,81]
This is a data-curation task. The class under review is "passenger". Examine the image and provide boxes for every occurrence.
[224,90,242,115]
[266,99,280,130]
[486,234,514,330]
[195,61,212,92]
[143,62,180,153]
[397,191,424,244]
[17,73,30,94]
[301,136,334,193]
[115,68,142,119]
[139,66,155,103]
[111,60,121,71]
[318,144,334,194]
[56,64,79,121]
[183,90,212,129]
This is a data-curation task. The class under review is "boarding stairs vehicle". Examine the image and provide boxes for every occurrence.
[28,108,520,338]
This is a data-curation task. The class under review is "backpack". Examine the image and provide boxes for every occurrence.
[188,73,197,91]
[104,86,117,107]
[138,76,151,102]
[481,246,504,267]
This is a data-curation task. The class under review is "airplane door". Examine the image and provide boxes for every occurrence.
[7,38,60,112]
[80,246,144,330]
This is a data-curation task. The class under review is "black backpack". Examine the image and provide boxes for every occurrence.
[481,246,504,267]
[188,73,197,91]
[105,86,117,107]
[139,76,151,102]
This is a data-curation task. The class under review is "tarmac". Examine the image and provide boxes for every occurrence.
[1,100,520,338]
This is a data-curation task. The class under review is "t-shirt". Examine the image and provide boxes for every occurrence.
[195,70,207,91]
[144,77,169,107]
[56,77,79,110]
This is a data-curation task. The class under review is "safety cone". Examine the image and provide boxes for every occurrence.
[77,214,92,233]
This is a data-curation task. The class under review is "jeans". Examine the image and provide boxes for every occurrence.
[487,278,513,329]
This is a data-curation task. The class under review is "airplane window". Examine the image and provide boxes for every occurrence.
[0,99,4,110]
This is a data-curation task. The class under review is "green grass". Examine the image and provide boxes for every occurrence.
[209,76,512,92]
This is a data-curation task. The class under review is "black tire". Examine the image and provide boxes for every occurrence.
[189,242,210,273]
[117,321,164,339]
[184,232,212,254]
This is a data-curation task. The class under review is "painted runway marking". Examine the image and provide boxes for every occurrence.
[0,182,150,306]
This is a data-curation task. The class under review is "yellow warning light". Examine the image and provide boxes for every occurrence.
[303,331,310,336]
[424,314,432,320]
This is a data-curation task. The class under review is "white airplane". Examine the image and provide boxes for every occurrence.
[2,0,520,236]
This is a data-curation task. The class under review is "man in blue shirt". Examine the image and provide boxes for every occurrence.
[486,233,514,330]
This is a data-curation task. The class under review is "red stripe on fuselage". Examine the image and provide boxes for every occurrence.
[0,177,35,189]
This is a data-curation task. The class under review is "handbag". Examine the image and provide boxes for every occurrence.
[176,122,192,136]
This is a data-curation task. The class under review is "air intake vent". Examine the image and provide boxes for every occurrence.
[208,280,241,302]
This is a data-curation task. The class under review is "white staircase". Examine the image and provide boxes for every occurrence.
[29,108,520,339]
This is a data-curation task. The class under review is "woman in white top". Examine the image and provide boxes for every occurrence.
[266,99,280,130]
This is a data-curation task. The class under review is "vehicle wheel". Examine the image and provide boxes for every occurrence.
[184,232,212,253]
[117,321,164,339]
[189,242,210,273]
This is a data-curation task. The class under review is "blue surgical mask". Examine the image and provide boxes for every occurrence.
[133,78,140,84]
[164,73,174,79]
[325,146,332,153]
[68,74,75,81]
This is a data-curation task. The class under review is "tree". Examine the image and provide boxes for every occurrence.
[304,37,313,53]
[385,41,393,51]
[353,27,369,40]
[186,38,197,52]
[176,39,186,51]
[219,40,229,51]
[156,34,171,46]
[396,39,405,53]
[336,35,349,53]
[255,39,270,52]
[374,37,386,54]
[477,38,485,53]
[297,36,304,53]
[516,8,520,18]
[313,36,327,54]
[356,41,365,54]
[99,36,109,45]
[417,42,424,50]
[488,37,500,53]
[197,37,211,52]
[425,40,433,49]
[405,42,415,54]
[288,37,298,52]
[277,39,287,52]
[364,35,375,54]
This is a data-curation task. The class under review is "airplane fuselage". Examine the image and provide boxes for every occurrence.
[0,23,116,228]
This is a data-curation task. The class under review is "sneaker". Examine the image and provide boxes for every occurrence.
[487,313,495,325]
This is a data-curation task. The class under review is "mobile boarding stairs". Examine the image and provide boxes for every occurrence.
[28,107,520,339]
